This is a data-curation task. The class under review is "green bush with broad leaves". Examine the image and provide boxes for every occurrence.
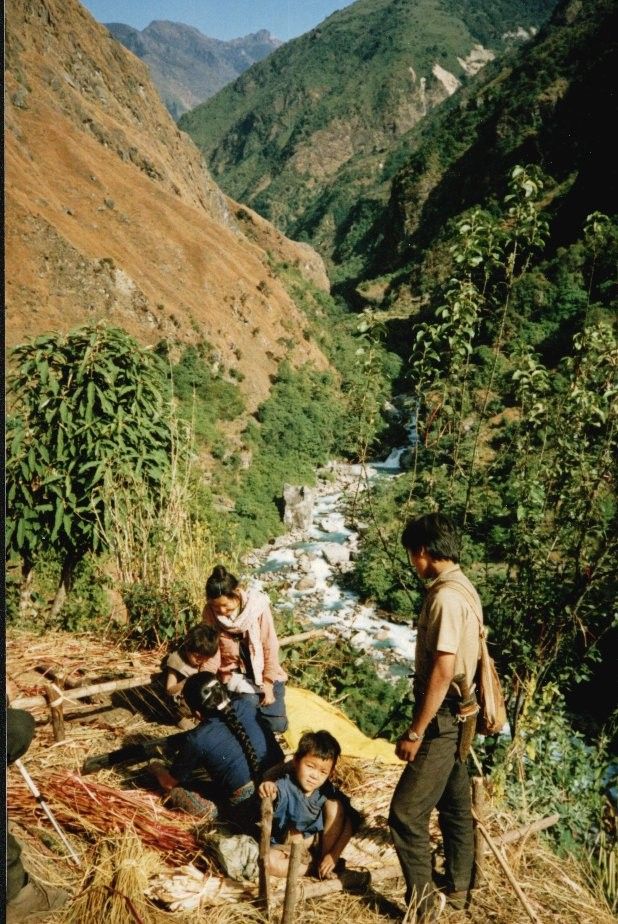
[6,324,173,618]
[121,580,200,649]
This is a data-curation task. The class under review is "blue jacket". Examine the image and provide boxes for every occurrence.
[169,696,283,795]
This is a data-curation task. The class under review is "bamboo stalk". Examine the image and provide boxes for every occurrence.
[473,813,540,923]
[472,776,485,888]
[281,834,304,924]
[258,796,273,919]
[11,674,153,710]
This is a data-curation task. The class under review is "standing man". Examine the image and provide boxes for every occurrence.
[389,512,481,923]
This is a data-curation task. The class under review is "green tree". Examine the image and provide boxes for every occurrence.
[6,324,173,616]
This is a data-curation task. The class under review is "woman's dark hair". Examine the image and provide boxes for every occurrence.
[401,512,460,563]
[181,624,220,658]
[205,564,241,600]
[296,730,341,765]
[182,673,261,781]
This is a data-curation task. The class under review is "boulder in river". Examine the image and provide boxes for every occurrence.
[321,543,351,566]
[283,484,316,531]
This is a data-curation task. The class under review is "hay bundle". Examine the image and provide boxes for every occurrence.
[60,831,160,923]
[12,772,202,866]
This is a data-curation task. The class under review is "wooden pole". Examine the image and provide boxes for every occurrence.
[281,833,304,924]
[490,814,560,852]
[11,674,153,711]
[473,813,540,923]
[472,776,485,889]
[273,864,389,903]
[45,684,65,742]
[258,795,274,919]
[279,629,327,647]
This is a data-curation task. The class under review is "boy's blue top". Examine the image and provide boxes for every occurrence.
[169,696,283,794]
[270,771,354,844]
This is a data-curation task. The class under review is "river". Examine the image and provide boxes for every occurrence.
[245,450,417,682]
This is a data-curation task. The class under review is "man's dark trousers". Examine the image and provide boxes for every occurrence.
[389,706,474,915]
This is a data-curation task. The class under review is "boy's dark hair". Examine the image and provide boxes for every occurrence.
[181,624,220,658]
[401,512,460,563]
[205,564,240,600]
[295,730,341,765]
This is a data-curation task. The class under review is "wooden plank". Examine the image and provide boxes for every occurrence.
[11,674,153,710]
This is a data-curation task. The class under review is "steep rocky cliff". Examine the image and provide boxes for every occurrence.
[5,0,328,407]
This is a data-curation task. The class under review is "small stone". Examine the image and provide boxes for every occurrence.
[104,197,115,209]
[12,87,29,109]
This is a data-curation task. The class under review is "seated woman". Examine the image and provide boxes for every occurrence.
[149,672,284,827]
[199,565,288,733]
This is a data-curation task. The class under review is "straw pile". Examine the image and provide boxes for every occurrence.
[62,831,161,924]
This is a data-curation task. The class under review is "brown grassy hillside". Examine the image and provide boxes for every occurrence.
[5,0,329,407]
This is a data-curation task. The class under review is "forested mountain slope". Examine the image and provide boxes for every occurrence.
[180,0,555,266]
[364,0,618,295]
[106,21,281,119]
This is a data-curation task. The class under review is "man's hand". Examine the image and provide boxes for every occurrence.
[149,761,178,792]
[260,681,275,706]
[258,780,278,799]
[395,736,423,762]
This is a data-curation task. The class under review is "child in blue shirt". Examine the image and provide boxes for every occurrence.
[258,730,361,879]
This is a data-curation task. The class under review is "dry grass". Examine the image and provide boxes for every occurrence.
[7,627,616,923]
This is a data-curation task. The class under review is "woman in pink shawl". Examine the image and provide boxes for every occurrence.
[200,565,288,733]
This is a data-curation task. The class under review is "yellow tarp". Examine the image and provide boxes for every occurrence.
[283,685,401,765]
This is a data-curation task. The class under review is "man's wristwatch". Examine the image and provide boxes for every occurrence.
[404,730,424,742]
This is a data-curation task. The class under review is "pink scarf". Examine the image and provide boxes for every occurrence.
[211,588,268,687]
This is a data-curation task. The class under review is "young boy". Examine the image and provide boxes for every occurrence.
[162,625,221,728]
[163,624,221,699]
[258,730,362,880]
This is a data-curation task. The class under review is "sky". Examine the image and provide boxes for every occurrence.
[80,1,351,42]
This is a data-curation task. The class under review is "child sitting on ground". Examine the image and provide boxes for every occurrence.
[258,730,362,880]
[162,625,221,727]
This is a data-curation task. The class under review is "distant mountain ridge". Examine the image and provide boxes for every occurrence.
[106,20,282,119]
[179,0,556,270]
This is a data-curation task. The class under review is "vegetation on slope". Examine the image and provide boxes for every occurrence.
[179,0,554,264]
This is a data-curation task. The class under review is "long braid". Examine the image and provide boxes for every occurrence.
[220,705,262,783]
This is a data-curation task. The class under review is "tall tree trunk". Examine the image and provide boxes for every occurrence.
[19,559,35,617]
[49,553,77,620]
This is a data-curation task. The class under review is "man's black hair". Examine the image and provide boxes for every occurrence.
[182,671,229,715]
[400,512,460,563]
[181,624,220,659]
[295,729,341,764]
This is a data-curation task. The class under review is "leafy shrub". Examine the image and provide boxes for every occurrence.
[486,684,612,855]
[122,581,199,648]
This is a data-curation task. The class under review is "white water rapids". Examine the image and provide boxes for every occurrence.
[246,452,417,683]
